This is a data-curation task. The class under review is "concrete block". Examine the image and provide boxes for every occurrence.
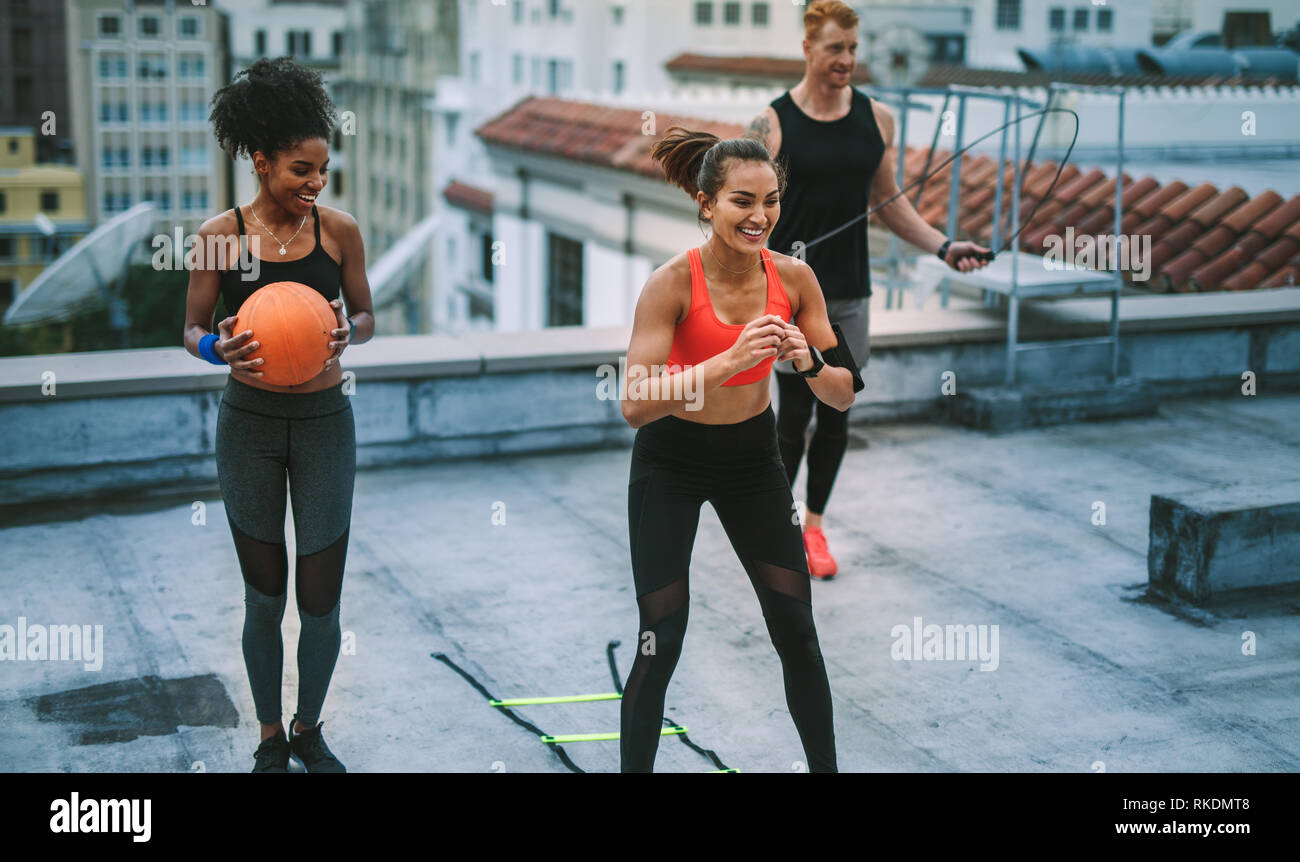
[950,377,1159,431]
[1149,480,1300,604]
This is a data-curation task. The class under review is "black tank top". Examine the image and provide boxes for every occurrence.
[218,204,342,317]
[767,88,886,300]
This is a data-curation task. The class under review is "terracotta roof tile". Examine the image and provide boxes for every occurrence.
[1221,235,1300,290]
[1187,187,1249,228]
[1152,220,1206,271]
[442,179,494,214]
[1219,190,1283,233]
[1260,258,1300,288]
[1248,195,1300,238]
[1159,183,1218,222]
[1130,180,1189,219]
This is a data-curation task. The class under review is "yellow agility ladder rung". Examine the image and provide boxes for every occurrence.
[489,692,622,707]
[540,727,687,744]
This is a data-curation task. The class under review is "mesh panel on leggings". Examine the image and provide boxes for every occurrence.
[746,559,812,604]
[228,516,289,597]
[294,526,349,617]
[620,578,690,772]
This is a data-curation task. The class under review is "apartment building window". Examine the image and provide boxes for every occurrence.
[512,0,522,25]
[142,145,170,167]
[547,58,558,93]
[139,15,160,38]
[100,102,129,123]
[481,231,495,283]
[138,56,167,79]
[332,31,344,57]
[98,14,121,37]
[1073,8,1088,30]
[1049,8,1064,31]
[612,5,624,25]
[513,53,523,84]
[287,30,312,57]
[531,57,541,87]
[695,2,713,26]
[12,27,30,64]
[723,2,741,25]
[0,192,6,213]
[0,239,12,260]
[178,17,199,39]
[995,0,1020,30]
[470,51,480,83]
[255,29,266,55]
[179,55,205,79]
[1097,8,1113,31]
[548,0,560,18]
[752,2,769,26]
[546,232,583,326]
[7,139,16,154]
[613,60,625,94]
[927,34,966,62]
[40,190,59,212]
[98,55,127,78]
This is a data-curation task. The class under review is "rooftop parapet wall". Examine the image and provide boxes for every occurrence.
[1,289,1298,507]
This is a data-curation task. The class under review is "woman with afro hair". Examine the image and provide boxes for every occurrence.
[183,56,373,773]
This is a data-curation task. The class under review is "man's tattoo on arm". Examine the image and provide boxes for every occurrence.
[746,115,771,148]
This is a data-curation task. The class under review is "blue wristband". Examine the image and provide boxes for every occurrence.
[198,333,227,365]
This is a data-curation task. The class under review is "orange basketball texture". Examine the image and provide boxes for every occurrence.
[233,282,336,386]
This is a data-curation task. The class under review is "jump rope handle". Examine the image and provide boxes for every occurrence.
[966,249,997,263]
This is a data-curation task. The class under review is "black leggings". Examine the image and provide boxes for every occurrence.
[215,375,355,728]
[622,406,837,772]
[775,371,849,516]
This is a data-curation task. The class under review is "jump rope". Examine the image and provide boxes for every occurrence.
[771,102,1085,264]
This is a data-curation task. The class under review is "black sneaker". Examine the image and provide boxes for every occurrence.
[288,714,346,773]
[252,732,290,773]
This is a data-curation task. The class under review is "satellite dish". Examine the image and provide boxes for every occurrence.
[866,24,931,88]
[4,202,157,326]
[34,212,55,237]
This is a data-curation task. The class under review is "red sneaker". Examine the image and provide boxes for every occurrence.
[803,526,838,580]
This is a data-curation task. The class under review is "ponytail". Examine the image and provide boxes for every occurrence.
[650,125,784,221]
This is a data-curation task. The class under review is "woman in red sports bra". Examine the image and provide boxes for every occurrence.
[616,126,857,772]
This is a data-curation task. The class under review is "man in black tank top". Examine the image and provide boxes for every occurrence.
[747,0,990,578]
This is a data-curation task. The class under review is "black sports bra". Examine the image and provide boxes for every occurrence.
[218,204,342,315]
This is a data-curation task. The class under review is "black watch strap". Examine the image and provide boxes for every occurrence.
[798,345,825,378]
[936,239,952,262]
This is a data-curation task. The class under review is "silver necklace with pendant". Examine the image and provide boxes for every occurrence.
[248,204,307,256]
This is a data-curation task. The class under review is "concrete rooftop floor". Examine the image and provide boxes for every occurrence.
[2,391,1298,773]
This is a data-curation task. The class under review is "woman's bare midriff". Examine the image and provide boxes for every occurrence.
[230,363,343,393]
[668,376,772,425]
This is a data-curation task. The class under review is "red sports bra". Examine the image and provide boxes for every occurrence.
[665,246,793,387]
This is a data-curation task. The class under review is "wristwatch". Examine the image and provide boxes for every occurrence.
[797,345,825,378]
[936,239,952,262]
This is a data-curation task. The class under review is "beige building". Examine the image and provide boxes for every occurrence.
[64,0,232,236]
[331,0,458,334]
[0,127,88,316]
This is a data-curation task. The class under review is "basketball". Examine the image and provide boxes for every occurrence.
[232,281,337,386]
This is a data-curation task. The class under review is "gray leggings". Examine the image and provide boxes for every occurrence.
[215,375,355,728]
